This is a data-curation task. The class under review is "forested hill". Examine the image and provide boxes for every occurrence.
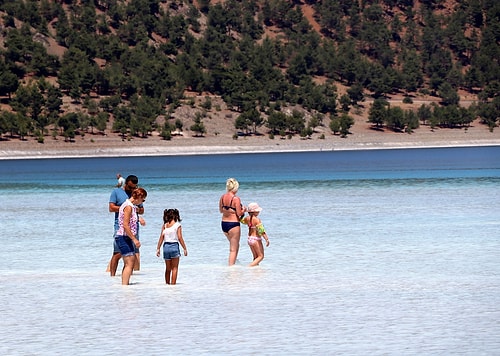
[0,0,498,142]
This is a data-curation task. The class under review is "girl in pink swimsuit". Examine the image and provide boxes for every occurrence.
[241,202,270,267]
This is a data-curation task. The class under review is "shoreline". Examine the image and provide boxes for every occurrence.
[2,118,500,160]
[2,139,500,160]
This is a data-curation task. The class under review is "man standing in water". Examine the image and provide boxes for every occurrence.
[107,174,145,276]
[116,173,126,187]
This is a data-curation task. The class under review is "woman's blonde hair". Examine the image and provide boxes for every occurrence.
[226,178,239,193]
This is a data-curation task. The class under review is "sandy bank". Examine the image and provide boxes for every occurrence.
[1,118,500,160]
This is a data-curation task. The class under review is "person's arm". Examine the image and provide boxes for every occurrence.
[109,202,120,213]
[256,220,270,247]
[135,204,146,226]
[136,204,144,215]
[109,190,120,213]
[156,225,164,257]
[177,226,188,256]
[123,206,140,248]
[218,195,224,213]
[234,196,245,217]
[262,231,270,247]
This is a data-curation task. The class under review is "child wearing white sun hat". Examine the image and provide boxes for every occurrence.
[240,202,270,266]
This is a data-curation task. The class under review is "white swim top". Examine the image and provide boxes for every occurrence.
[162,221,181,243]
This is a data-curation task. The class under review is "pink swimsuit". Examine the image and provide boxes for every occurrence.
[247,217,262,245]
[247,236,262,245]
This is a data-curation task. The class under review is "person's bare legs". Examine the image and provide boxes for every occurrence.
[121,255,136,285]
[133,252,140,271]
[109,252,121,276]
[225,226,241,265]
[249,241,264,267]
[164,260,171,284]
[250,242,258,260]
[169,258,180,284]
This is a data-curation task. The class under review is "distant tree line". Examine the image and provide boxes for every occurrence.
[0,0,498,142]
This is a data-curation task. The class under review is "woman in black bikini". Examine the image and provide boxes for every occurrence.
[219,178,246,265]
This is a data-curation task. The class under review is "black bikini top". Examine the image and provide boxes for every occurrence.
[221,195,237,212]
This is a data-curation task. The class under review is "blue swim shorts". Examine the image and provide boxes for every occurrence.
[113,239,121,254]
[115,235,135,257]
[113,234,139,254]
[163,242,181,260]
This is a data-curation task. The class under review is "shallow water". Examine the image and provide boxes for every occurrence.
[1,147,499,354]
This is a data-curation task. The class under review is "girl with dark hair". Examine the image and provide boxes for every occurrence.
[156,209,188,285]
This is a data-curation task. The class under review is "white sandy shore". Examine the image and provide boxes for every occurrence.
[1,118,500,160]
[2,138,500,160]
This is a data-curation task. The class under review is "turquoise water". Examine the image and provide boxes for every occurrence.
[1,147,499,354]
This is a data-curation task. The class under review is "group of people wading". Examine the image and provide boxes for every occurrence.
[108,176,269,285]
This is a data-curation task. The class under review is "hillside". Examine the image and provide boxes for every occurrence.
[0,0,498,147]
